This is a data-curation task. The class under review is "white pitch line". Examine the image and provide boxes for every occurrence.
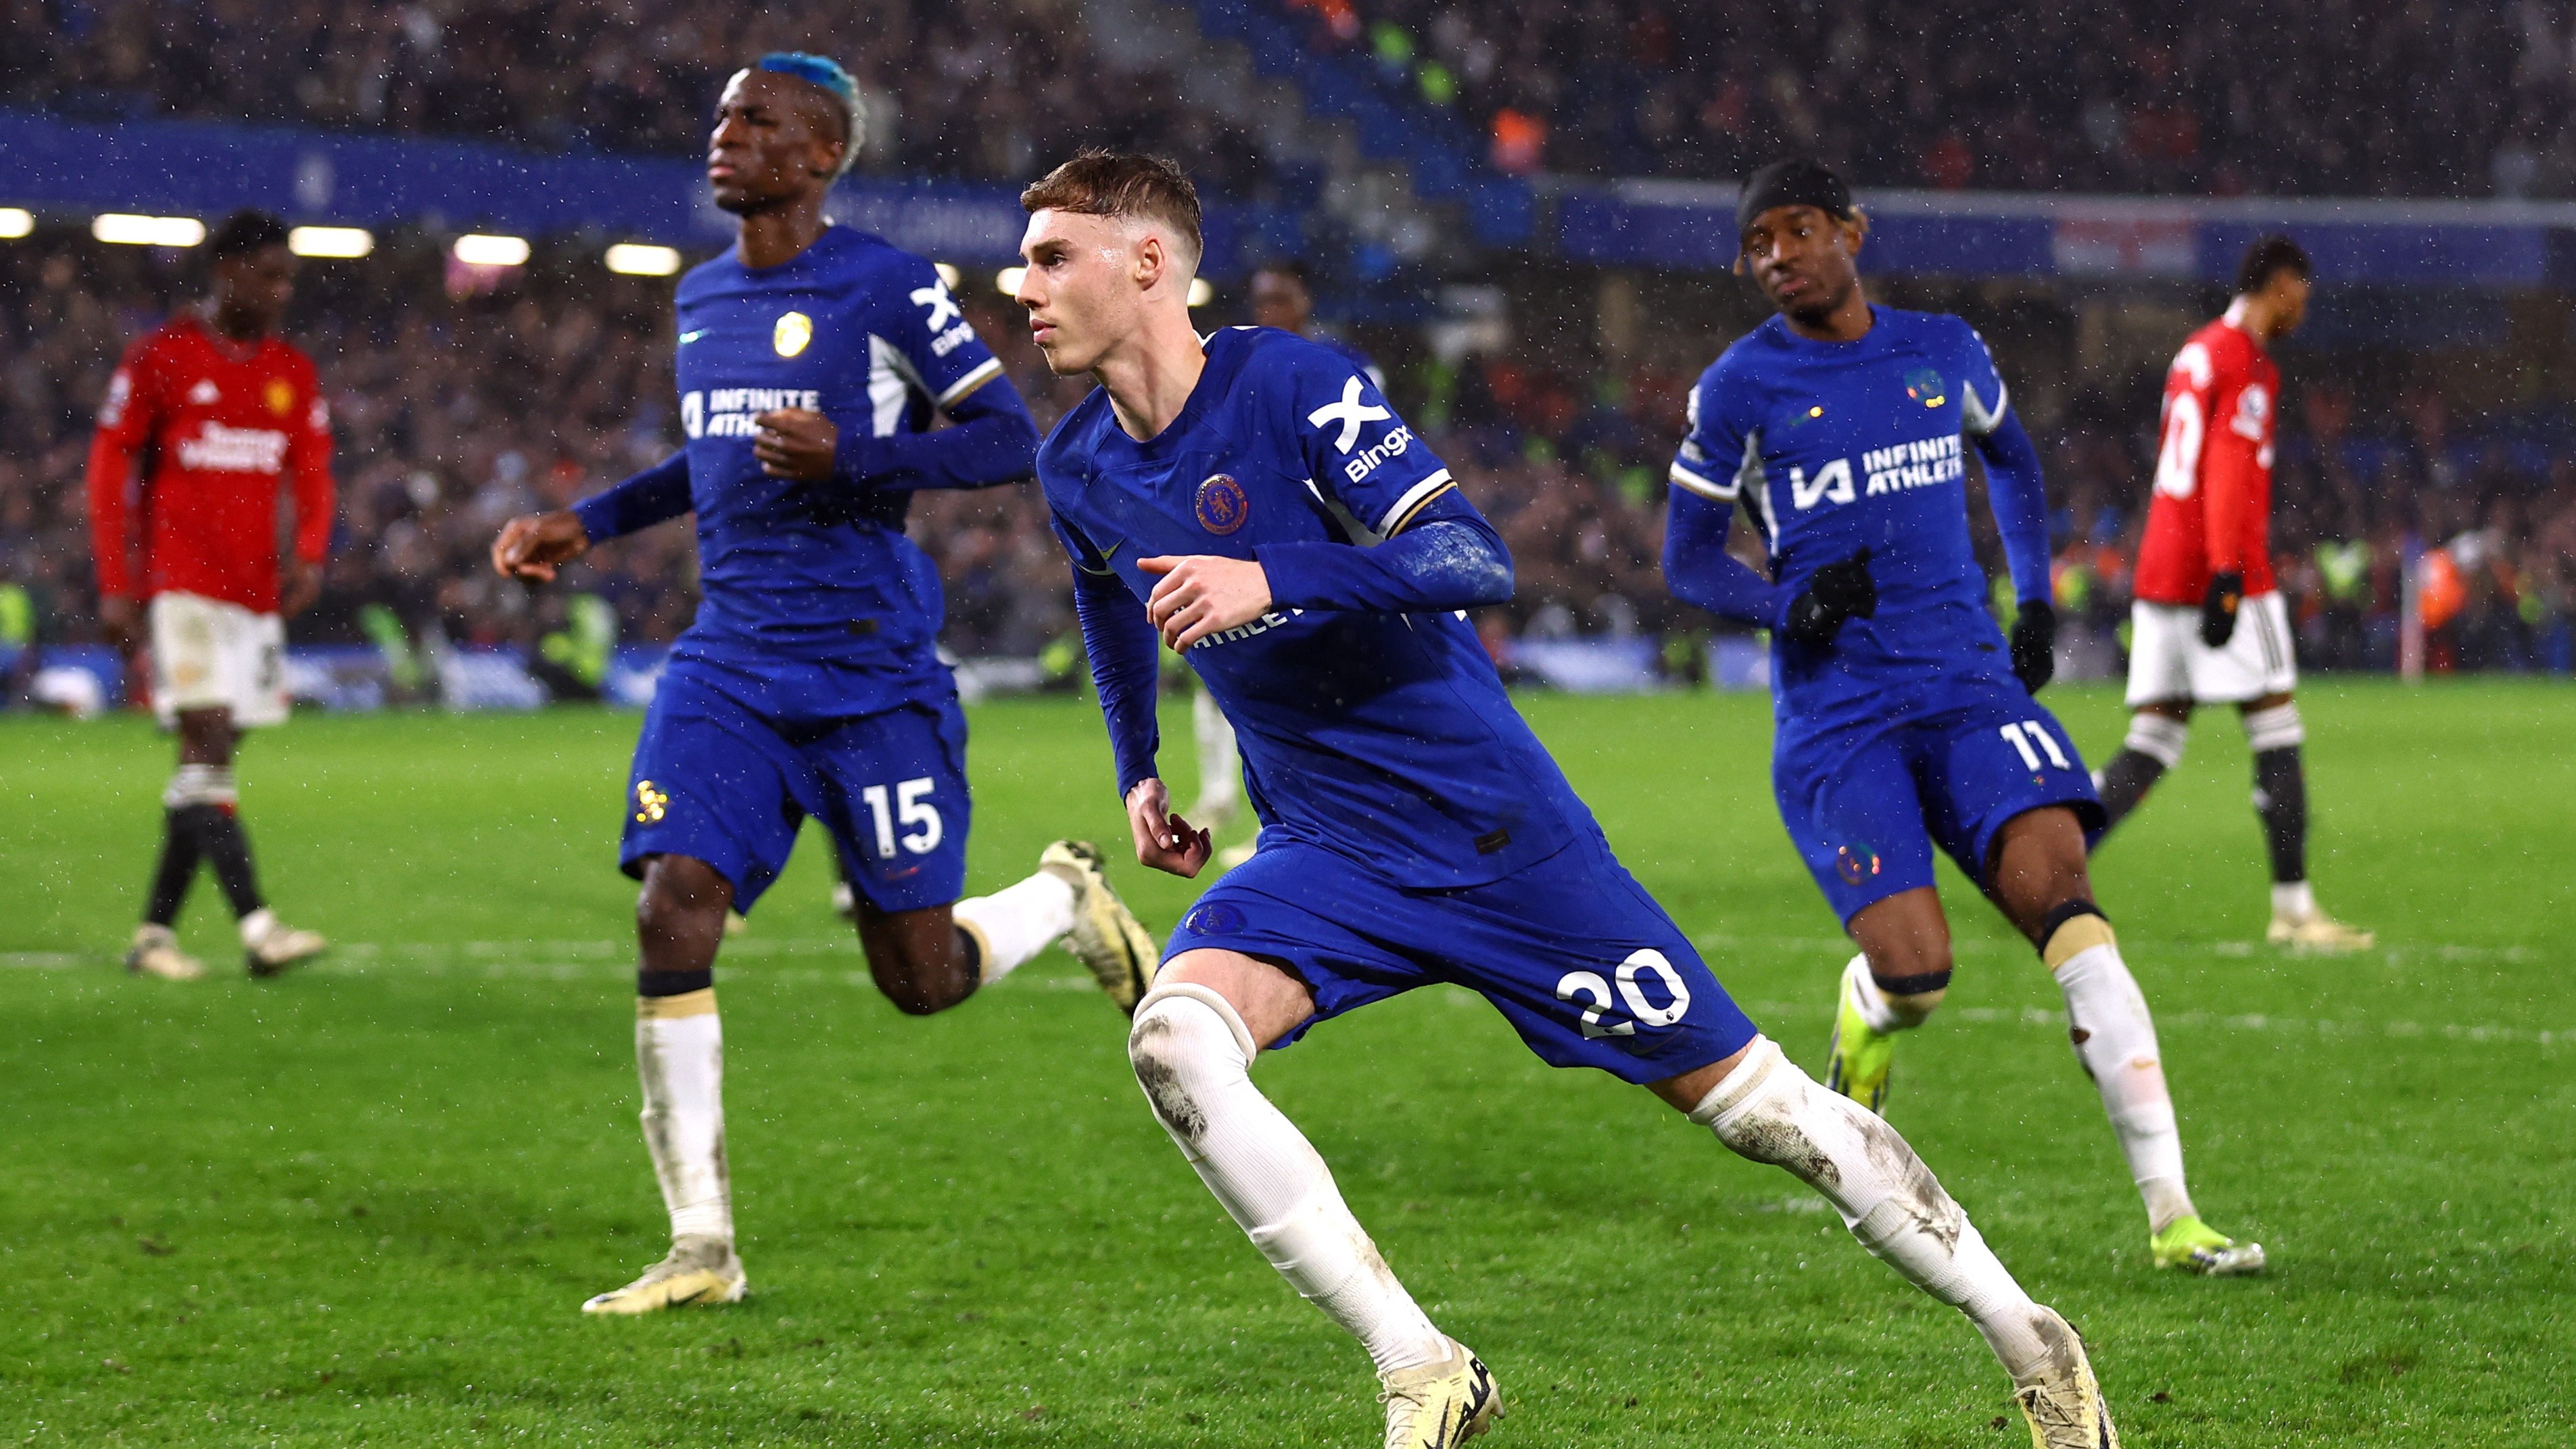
[1691,931,2544,966]
[1737,998,2575,1047]
[9,942,2567,1041]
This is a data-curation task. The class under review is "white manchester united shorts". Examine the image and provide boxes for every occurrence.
[150,591,289,728]
[2125,591,2296,707]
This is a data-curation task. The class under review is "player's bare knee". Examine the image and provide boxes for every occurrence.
[1861,932,1953,1002]
[636,859,729,953]
[868,948,974,1016]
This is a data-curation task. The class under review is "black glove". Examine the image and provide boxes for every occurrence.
[1782,547,1876,648]
[2009,599,2056,693]
[2199,570,2245,648]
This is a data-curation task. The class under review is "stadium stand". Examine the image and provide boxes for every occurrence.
[5,229,2569,702]
[1,0,1312,203]
[26,1,2551,210]
[1266,0,2542,197]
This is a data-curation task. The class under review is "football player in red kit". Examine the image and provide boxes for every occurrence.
[2093,235,2371,951]
[88,210,336,980]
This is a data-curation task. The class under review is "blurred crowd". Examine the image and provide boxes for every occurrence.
[1283,0,2542,198]
[3,0,1295,201]
[15,0,2567,201]
[4,232,2571,698]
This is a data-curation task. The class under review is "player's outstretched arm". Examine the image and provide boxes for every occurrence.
[496,452,692,581]
[1256,492,1514,615]
[1661,485,1780,627]
[838,381,1043,494]
[490,511,591,583]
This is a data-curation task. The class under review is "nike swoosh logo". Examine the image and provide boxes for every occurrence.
[679,329,707,344]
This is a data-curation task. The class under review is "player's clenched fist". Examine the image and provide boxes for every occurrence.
[1782,546,1877,647]
[1124,776,1214,878]
[1139,554,1272,651]
[752,408,838,481]
[492,510,591,582]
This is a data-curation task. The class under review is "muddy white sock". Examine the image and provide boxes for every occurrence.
[637,989,732,1243]
[1128,984,1444,1375]
[2270,880,2315,920]
[2046,913,2195,1233]
[953,871,1076,984]
[1692,1036,2051,1379]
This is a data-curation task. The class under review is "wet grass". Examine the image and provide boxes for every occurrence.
[3,680,2569,1445]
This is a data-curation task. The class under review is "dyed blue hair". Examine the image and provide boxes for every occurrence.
[753,51,862,177]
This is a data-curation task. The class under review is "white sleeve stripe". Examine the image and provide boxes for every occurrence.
[1374,470,1454,536]
[1669,460,1736,500]
[1961,377,2008,435]
[934,355,1003,408]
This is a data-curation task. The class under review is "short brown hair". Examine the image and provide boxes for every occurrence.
[1020,150,1203,266]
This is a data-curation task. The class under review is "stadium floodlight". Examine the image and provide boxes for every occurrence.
[995,266,1026,295]
[0,208,32,239]
[93,213,206,247]
[452,233,531,266]
[604,243,682,277]
[288,226,374,259]
[1187,278,1214,308]
[934,262,960,288]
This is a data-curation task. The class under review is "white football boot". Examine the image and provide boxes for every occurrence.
[243,913,327,977]
[2010,1308,2122,1449]
[2266,909,2373,953]
[125,924,204,981]
[1379,1337,1503,1449]
[581,1234,748,1314]
[1039,840,1160,1014]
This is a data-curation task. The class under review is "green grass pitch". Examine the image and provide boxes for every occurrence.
[4,680,2570,1446]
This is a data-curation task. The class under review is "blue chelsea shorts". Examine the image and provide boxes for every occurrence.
[1162,825,1759,1085]
[621,665,970,916]
[1774,684,2103,924]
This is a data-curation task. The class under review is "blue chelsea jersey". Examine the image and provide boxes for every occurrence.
[1674,305,2018,729]
[1041,327,1590,889]
[667,224,1003,713]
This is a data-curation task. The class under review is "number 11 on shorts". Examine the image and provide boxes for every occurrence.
[859,778,944,857]
[1999,719,2072,771]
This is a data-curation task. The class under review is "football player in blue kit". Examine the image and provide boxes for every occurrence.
[1182,258,1389,861]
[1014,151,2119,1449]
[1663,158,2263,1281]
[491,57,1158,1316]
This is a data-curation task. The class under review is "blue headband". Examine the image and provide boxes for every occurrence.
[755,51,859,110]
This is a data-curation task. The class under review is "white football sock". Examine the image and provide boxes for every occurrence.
[1844,953,1939,1031]
[1190,690,1239,815]
[953,871,1076,984]
[1692,1036,2053,1381]
[1128,984,1444,1376]
[239,907,278,947]
[637,990,732,1243]
[2270,880,2315,921]
[2046,916,2196,1233]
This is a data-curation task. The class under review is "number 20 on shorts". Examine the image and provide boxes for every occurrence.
[859,777,943,858]
[1556,949,1694,1038]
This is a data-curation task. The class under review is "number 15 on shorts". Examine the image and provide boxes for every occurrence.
[859,778,943,858]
